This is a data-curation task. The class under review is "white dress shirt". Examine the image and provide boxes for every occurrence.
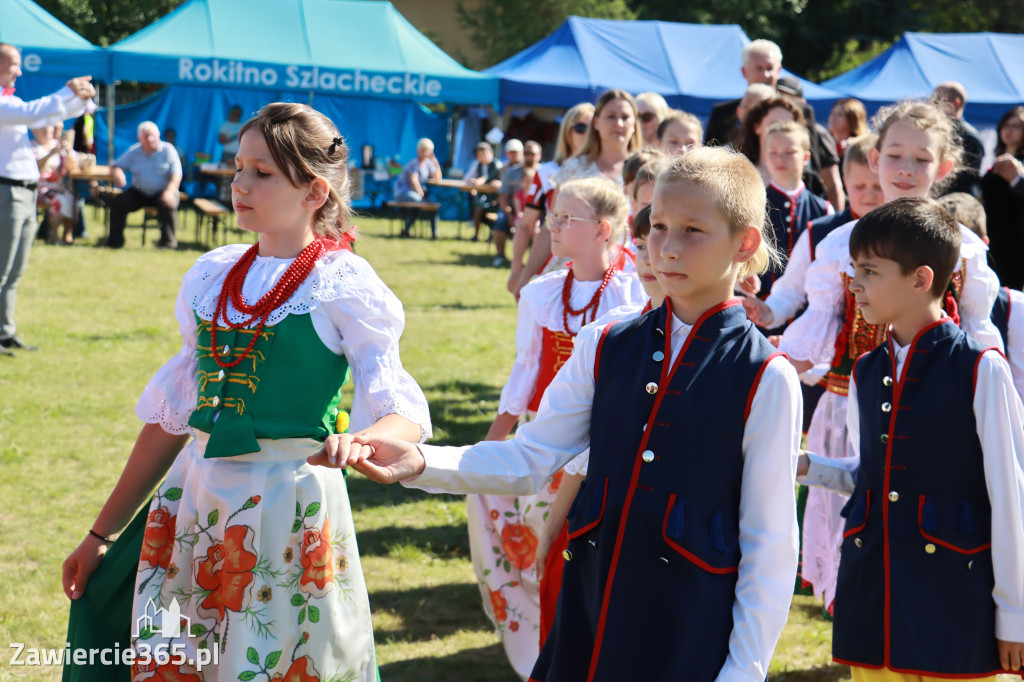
[411,308,802,682]
[0,87,93,181]
[803,337,1024,642]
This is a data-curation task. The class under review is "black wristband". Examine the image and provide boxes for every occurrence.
[88,529,113,544]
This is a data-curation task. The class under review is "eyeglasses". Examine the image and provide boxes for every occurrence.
[545,212,599,231]
[638,112,658,124]
[571,122,589,135]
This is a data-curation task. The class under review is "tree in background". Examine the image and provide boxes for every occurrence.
[36,0,185,47]
[456,0,635,70]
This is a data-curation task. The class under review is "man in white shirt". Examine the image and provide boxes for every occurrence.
[0,43,95,355]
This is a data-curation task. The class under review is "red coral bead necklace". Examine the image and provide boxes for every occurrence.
[211,239,325,369]
[561,264,615,334]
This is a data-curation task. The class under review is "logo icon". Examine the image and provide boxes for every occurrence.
[133,598,191,639]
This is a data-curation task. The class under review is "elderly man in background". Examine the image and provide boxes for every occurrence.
[0,43,95,355]
[704,39,782,147]
[933,81,985,197]
[108,121,183,249]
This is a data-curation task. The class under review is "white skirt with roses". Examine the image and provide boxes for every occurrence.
[130,434,376,682]
[467,468,562,681]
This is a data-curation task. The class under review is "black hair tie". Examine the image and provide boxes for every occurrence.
[327,137,342,155]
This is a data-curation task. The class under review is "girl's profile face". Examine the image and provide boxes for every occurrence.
[869,120,952,202]
[232,129,315,238]
[634,234,662,300]
[593,98,636,149]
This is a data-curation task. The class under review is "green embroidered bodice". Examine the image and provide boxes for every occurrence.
[188,312,350,458]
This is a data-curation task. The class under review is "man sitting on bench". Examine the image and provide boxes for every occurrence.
[394,137,442,239]
[109,121,182,250]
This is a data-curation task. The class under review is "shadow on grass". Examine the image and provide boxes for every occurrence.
[422,380,501,446]
[346,474,464,513]
[356,523,469,558]
[372,582,493,642]
[378,644,519,682]
[791,597,831,622]
[770,665,850,682]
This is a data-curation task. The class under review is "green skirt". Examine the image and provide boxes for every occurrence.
[62,503,148,682]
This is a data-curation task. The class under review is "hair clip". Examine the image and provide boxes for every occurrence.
[327,137,342,155]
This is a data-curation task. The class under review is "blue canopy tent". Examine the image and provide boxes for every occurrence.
[108,0,496,106]
[822,32,1024,129]
[0,0,109,100]
[485,17,840,121]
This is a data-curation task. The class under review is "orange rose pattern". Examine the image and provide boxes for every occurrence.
[195,524,258,620]
[501,522,539,570]
[299,518,335,598]
[131,661,201,682]
[489,588,508,621]
[140,507,176,569]
[548,470,563,494]
[270,656,321,682]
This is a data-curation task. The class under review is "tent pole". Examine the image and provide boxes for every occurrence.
[107,81,116,164]
[308,91,314,106]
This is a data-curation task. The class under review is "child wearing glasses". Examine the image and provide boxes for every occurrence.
[467,177,645,677]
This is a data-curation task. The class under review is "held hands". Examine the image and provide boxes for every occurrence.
[62,534,109,600]
[306,433,425,484]
[998,639,1024,671]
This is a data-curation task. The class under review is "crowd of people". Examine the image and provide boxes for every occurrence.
[2,30,1023,682]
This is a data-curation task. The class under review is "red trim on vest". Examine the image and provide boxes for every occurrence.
[972,347,1005,393]
[842,490,870,537]
[661,493,739,574]
[584,298,738,682]
[744,351,785,421]
[807,220,816,261]
[917,495,991,554]
[593,321,618,382]
[568,477,608,540]
[833,658,1017,679]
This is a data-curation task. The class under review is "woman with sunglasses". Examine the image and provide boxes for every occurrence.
[471,177,645,679]
[510,91,642,298]
[636,91,671,146]
[509,102,594,296]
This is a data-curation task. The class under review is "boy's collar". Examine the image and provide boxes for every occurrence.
[768,180,805,197]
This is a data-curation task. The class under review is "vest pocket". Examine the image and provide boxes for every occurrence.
[567,477,608,540]
[917,495,992,554]
[660,494,740,574]
[841,488,870,538]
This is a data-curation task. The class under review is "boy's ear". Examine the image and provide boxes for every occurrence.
[803,149,812,165]
[867,147,881,174]
[913,264,935,295]
[304,177,330,211]
[735,225,762,264]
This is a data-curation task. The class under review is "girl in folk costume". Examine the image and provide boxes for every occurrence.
[534,203,665,646]
[328,147,802,682]
[61,103,431,682]
[773,99,1003,615]
[471,176,645,678]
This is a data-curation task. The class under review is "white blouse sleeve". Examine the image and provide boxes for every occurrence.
[409,321,603,496]
[316,257,432,442]
[135,268,199,435]
[956,226,1003,352]
[497,286,544,416]
[974,351,1024,641]
[1007,290,1024,403]
[717,357,801,682]
[765,230,812,324]
[778,226,852,364]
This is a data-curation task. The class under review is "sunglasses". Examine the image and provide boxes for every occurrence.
[571,122,589,135]
[638,111,658,124]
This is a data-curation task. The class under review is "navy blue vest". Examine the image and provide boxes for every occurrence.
[807,208,853,262]
[762,184,831,297]
[991,286,1010,351]
[531,301,781,682]
[833,320,1002,675]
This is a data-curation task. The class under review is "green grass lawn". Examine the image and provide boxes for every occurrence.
[0,211,847,681]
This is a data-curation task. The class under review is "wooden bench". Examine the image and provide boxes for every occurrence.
[385,201,441,237]
[192,198,231,245]
[141,191,190,245]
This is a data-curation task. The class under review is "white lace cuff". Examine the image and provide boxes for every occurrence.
[563,449,590,476]
[779,309,841,365]
[135,348,197,435]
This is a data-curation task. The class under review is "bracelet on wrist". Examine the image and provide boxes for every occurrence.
[88,529,113,544]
